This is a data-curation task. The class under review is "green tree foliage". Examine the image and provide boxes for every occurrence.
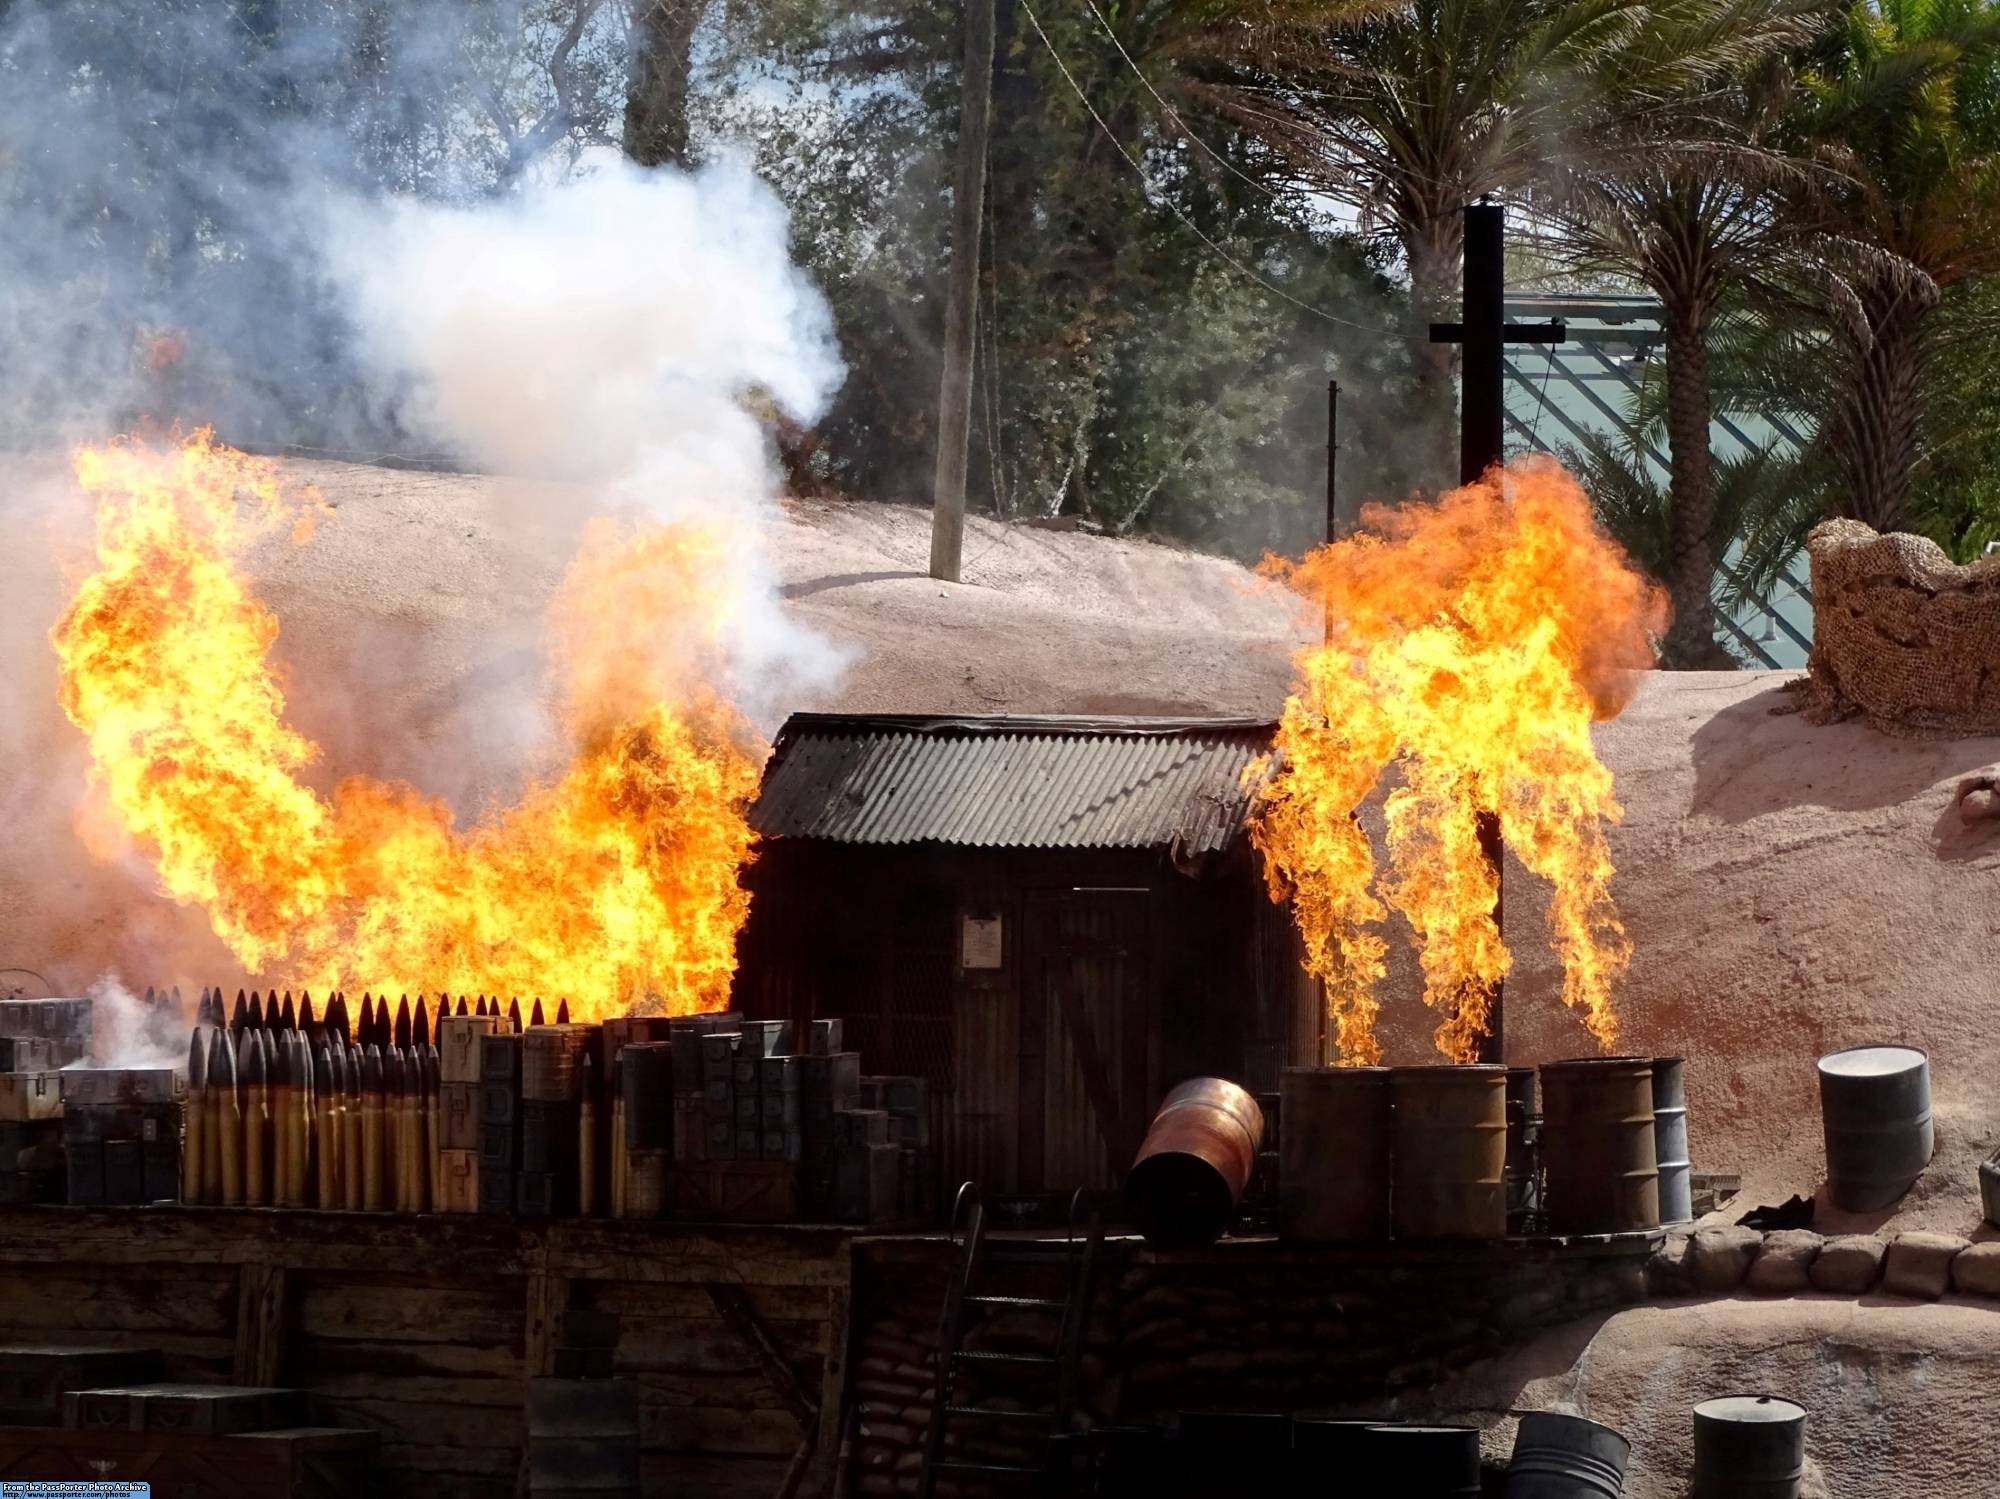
[705,0,1437,559]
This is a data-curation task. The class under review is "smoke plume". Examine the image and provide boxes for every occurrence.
[0,3,846,998]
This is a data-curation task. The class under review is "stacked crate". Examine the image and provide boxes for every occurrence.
[437,1014,502,1213]
[0,998,92,1069]
[801,1029,864,1221]
[478,1033,523,1215]
[861,1075,934,1221]
[61,1069,183,1205]
[620,1041,672,1216]
[0,1036,63,1205]
[519,1026,589,1217]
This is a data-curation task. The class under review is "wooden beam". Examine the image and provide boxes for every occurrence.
[232,1262,287,1386]
[522,1272,568,1380]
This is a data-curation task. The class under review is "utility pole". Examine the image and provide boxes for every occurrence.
[928,0,998,583]
[1325,380,1342,544]
[1428,198,1565,1066]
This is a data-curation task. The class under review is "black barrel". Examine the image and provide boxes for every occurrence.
[1817,1045,1933,1211]
[1505,1066,1540,1234]
[1692,1395,1806,1499]
[1178,1411,1290,1490]
[1368,1424,1482,1496]
[1505,1411,1629,1498]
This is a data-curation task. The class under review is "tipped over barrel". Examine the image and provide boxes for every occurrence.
[1818,1045,1933,1211]
[1126,1078,1265,1249]
[1506,1411,1630,1497]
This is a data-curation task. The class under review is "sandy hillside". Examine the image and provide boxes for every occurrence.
[4,457,2000,1234]
[1395,1297,2000,1497]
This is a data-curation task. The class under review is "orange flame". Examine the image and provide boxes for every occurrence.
[1250,458,1666,1064]
[50,430,761,1020]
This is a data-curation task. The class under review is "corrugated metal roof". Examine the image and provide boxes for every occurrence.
[751,714,1277,853]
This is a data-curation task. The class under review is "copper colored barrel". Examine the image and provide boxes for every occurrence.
[1126,1078,1265,1249]
[1279,1066,1391,1241]
[1541,1057,1660,1235]
[1391,1065,1507,1240]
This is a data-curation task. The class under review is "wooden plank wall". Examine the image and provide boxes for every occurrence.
[0,1208,857,1499]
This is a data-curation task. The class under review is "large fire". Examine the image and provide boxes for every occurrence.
[1250,458,1666,1064]
[51,431,761,1021]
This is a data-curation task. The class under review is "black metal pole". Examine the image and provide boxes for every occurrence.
[1461,200,1506,1064]
[1461,201,1505,486]
[1325,379,1341,545]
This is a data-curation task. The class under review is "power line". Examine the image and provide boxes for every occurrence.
[1076,0,1285,203]
[1016,0,1404,337]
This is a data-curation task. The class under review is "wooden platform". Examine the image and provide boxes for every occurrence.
[0,1207,860,1498]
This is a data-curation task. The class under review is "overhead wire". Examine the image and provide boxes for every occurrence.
[1016,0,1405,336]
[1076,0,1287,203]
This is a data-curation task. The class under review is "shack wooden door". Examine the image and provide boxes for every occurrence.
[1018,888,1152,1192]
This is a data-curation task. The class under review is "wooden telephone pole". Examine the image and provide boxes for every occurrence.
[1428,199,1565,1065]
[928,0,998,583]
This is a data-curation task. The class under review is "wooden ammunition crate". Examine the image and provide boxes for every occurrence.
[65,1383,307,1436]
[440,1082,478,1151]
[0,1424,377,1498]
[666,1160,801,1223]
[0,1073,61,1123]
[438,1148,479,1213]
[0,1345,162,1427]
[437,1015,504,1084]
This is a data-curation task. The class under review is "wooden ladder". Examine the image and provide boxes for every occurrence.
[916,1184,1103,1497]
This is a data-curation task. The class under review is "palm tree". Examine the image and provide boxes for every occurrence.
[1534,0,1823,664]
[1790,0,2000,532]
[1174,0,1667,335]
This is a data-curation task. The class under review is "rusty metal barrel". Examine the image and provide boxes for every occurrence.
[1692,1394,1806,1499]
[1539,1058,1660,1235]
[1126,1079,1265,1249]
[1391,1065,1507,1240]
[1505,1411,1631,1497]
[1817,1045,1933,1211]
[1652,1056,1692,1224]
[1279,1066,1391,1241]
[1505,1066,1540,1234]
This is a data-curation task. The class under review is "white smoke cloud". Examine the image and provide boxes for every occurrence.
[83,974,192,1072]
[316,152,849,720]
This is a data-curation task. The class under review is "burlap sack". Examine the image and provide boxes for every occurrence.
[1797,519,2000,737]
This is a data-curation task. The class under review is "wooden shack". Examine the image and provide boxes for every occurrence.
[734,714,1320,1205]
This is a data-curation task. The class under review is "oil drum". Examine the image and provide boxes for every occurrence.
[1692,1394,1806,1498]
[1540,1058,1659,1235]
[1391,1066,1507,1240]
[1817,1046,1933,1211]
[1126,1079,1265,1249]
[1279,1066,1391,1241]
[1505,1411,1630,1498]
[1652,1057,1692,1225]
